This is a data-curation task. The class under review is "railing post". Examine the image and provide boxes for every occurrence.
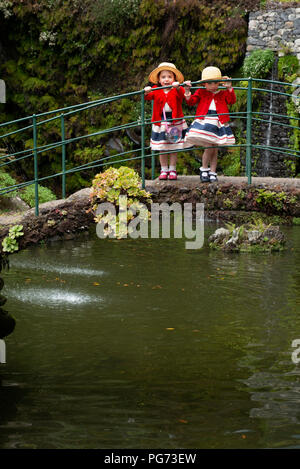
[141,90,145,189]
[246,77,252,184]
[61,114,66,198]
[32,114,39,216]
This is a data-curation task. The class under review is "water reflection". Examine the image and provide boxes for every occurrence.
[9,288,102,306]
[0,224,299,448]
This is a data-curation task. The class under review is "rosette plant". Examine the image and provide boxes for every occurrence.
[90,166,152,238]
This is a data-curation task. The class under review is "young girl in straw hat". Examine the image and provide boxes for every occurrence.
[184,66,236,183]
[144,62,190,180]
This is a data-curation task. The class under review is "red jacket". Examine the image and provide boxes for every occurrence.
[145,85,185,125]
[185,88,236,124]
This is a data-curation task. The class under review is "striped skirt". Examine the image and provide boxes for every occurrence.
[150,111,191,151]
[184,110,235,147]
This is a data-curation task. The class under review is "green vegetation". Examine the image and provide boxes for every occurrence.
[0,0,252,189]
[0,1,298,187]
[90,166,152,238]
[209,219,286,253]
[20,184,56,208]
[0,170,17,198]
[293,217,300,225]
[255,188,297,213]
[278,55,299,82]
[243,49,275,79]
[2,224,24,253]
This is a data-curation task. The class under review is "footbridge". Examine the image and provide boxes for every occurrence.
[0,78,299,216]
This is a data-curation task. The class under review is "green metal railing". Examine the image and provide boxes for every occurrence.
[0,77,299,216]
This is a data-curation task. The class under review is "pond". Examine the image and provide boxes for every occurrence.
[0,223,300,449]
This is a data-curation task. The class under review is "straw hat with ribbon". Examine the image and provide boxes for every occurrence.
[148,62,184,84]
[200,66,225,83]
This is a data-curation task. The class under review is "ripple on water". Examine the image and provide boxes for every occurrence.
[10,259,105,277]
[7,288,101,307]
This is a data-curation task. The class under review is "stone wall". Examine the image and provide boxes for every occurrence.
[247,7,300,60]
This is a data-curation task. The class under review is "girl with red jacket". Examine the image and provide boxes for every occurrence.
[184,67,236,183]
[144,62,191,180]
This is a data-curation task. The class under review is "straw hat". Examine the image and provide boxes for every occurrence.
[148,62,184,84]
[200,66,223,82]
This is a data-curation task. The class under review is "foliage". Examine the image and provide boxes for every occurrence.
[209,219,286,252]
[2,224,24,253]
[0,170,17,197]
[243,49,275,79]
[278,55,299,82]
[0,0,12,19]
[20,184,56,207]
[221,148,241,176]
[0,1,298,188]
[90,166,152,238]
[255,188,297,212]
[87,0,140,32]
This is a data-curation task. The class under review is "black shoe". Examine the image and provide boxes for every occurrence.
[200,168,210,183]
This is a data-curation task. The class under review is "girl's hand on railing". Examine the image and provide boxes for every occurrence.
[221,76,233,90]
[183,80,192,98]
[144,86,152,94]
[172,81,180,88]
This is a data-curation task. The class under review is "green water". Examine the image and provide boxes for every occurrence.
[0,224,300,449]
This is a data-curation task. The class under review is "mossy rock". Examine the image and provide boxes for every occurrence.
[208,222,286,253]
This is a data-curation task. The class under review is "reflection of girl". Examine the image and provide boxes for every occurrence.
[144,62,190,180]
[184,66,236,183]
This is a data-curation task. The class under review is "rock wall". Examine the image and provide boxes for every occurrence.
[246,6,300,178]
[247,7,300,60]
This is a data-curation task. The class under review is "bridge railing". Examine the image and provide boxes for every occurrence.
[0,77,299,215]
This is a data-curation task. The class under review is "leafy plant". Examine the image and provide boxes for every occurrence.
[278,55,299,82]
[87,0,140,32]
[2,224,24,253]
[0,170,17,198]
[20,184,56,208]
[248,218,271,232]
[243,49,275,79]
[255,188,297,212]
[90,166,152,238]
